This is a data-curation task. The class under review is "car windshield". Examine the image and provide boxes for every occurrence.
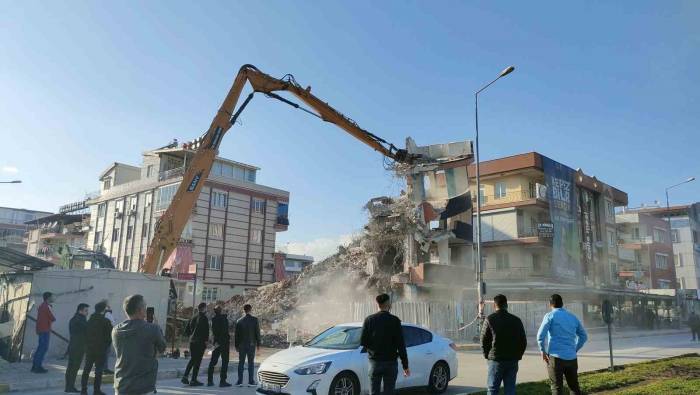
[304,326,362,350]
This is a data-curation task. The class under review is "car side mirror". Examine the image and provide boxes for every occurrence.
[360,346,367,353]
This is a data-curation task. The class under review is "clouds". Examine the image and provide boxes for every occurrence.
[1,166,19,174]
[279,233,355,261]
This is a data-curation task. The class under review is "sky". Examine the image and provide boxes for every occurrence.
[1,1,698,260]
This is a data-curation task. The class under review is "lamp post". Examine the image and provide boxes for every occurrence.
[665,177,695,227]
[474,66,515,320]
[0,180,21,184]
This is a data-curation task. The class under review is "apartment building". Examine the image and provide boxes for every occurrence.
[636,204,700,291]
[86,141,290,304]
[465,152,628,297]
[273,252,314,281]
[0,207,52,253]
[615,210,676,290]
[25,213,90,268]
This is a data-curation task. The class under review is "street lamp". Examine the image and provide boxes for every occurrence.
[474,65,515,320]
[0,180,21,184]
[665,176,695,227]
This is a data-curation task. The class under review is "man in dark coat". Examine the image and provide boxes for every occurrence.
[65,303,89,393]
[689,311,700,341]
[182,302,209,386]
[480,294,527,395]
[207,305,231,387]
[81,300,112,395]
[234,304,261,387]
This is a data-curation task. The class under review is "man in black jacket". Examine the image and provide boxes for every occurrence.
[182,302,209,386]
[81,300,112,395]
[207,305,231,387]
[65,303,89,393]
[234,304,260,387]
[360,293,409,395]
[480,294,527,395]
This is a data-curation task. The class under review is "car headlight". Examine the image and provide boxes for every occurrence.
[294,361,332,375]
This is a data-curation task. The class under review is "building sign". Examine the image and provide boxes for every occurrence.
[578,188,595,276]
[537,223,554,238]
[542,156,581,284]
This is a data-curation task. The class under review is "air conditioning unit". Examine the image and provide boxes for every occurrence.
[128,209,137,217]
[535,183,548,199]
[114,211,123,219]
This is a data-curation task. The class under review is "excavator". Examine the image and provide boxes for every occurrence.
[142,64,419,275]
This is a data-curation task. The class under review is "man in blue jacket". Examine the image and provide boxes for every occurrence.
[537,294,588,395]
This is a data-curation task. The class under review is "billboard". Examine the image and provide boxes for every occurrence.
[542,156,582,284]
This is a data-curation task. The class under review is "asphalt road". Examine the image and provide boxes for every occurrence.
[24,332,699,395]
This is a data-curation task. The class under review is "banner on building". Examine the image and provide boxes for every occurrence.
[542,156,581,284]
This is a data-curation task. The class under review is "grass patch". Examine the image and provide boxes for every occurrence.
[473,353,699,394]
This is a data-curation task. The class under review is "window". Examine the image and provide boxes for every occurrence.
[634,250,642,263]
[532,253,541,271]
[251,229,262,244]
[496,253,510,270]
[146,165,154,178]
[401,326,432,347]
[253,198,266,214]
[202,287,219,302]
[139,254,144,266]
[212,161,223,177]
[680,278,686,289]
[145,193,153,207]
[632,227,640,240]
[126,225,133,240]
[693,230,698,244]
[112,228,120,242]
[94,231,102,245]
[675,253,683,267]
[97,203,107,218]
[435,170,446,188]
[494,182,507,199]
[246,169,256,182]
[671,229,680,243]
[142,222,149,238]
[479,186,485,203]
[212,190,227,208]
[103,179,111,190]
[248,258,260,273]
[207,255,222,270]
[233,166,245,180]
[123,256,130,271]
[608,230,616,248]
[655,253,668,270]
[653,228,666,243]
[606,200,615,219]
[209,223,224,238]
[129,196,137,211]
[115,200,124,214]
[156,183,178,211]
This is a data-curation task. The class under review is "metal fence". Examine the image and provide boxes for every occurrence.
[352,300,584,342]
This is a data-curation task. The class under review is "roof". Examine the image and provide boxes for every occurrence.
[0,207,53,216]
[466,152,628,205]
[99,162,140,180]
[633,204,692,217]
[150,147,260,170]
[24,213,85,225]
[0,247,53,273]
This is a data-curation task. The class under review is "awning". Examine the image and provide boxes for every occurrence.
[0,247,53,272]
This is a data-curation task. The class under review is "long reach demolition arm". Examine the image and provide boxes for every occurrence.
[141,64,416,275]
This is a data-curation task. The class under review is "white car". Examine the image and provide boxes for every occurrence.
[256,322,458,395]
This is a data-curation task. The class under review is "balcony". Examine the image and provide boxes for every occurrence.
[274,215,289,231]
[409,263,473,288]
[159,166,186,182]
[619,236,653,245]
[476,189,548,209]
[484,267,550,281]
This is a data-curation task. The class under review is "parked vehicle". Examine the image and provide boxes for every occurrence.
[256,322,458,395]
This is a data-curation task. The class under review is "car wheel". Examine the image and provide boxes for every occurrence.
[428,361,450,393]
[328,371,360,395]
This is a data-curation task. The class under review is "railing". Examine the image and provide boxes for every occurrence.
[276,215,289,226]
[620,236,653,244]
[475,190,547,207]
[159,166,186,182]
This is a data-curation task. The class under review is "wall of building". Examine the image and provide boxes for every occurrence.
[19,269,170,361]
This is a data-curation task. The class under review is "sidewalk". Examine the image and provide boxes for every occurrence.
[0,348,276,393]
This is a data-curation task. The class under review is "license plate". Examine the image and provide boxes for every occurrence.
[260,381,281,392]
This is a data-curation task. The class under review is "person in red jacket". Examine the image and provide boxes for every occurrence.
[32,291,56,373]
